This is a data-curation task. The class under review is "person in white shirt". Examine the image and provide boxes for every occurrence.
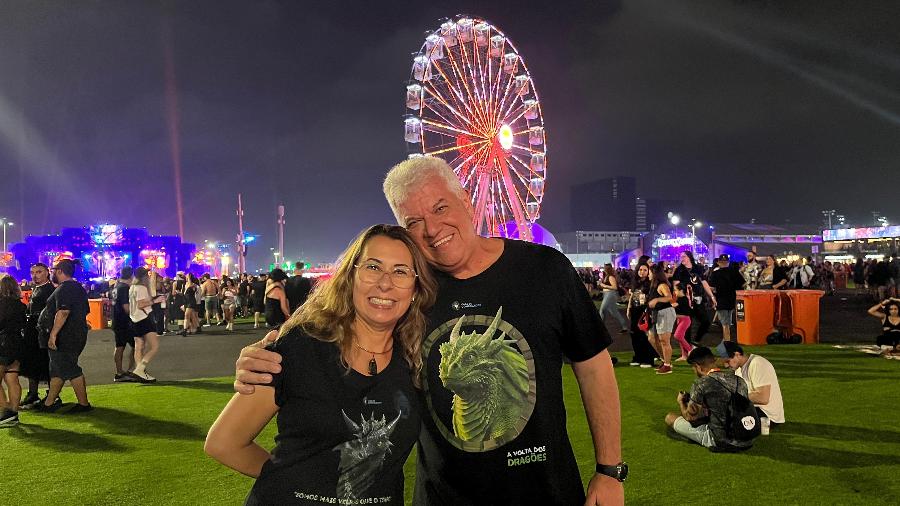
[129,267,166,383]
[723,342,784,434]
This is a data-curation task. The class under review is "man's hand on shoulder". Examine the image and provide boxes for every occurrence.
[234,330,282,395]
[585,473,624,506]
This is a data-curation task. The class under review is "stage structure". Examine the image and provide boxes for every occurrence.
[5,224,198,281]
[404,15,547,242]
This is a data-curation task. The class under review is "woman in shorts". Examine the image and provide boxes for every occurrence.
[206,224,436,505]
[129,267,166,382]
[648,263,676,375]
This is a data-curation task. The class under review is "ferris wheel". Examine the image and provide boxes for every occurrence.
[404,16,547,242]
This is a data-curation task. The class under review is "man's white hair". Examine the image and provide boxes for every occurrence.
[383,156,466,225]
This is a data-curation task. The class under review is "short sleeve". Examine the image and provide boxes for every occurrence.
[264,331,308,407]
[749,360,773,389]
[56,283,78,311]
[558,258,611,362]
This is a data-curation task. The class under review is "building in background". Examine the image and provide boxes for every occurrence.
[570,176,637,231]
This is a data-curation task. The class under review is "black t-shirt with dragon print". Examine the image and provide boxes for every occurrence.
[414,239,612,506]
[246,329,420,506]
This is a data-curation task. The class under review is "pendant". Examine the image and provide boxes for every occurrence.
[368,357,378,376]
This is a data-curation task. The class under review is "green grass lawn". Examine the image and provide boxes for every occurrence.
[4,345,899,505]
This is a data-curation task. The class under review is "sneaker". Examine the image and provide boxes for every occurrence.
[132,370,157,383]
[639,363,653,368]
[629,362,640,367]
[203,324,211,327]
[0,409,19,427]
[67,403,94,414]
[38,397,63,413]
[19,393,41,410]
[114,373,129,382]
[674,356,688,362]
[656,364,673,375]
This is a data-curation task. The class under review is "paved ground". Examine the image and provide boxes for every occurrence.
[72,289,876,386]
[79,322,269,386]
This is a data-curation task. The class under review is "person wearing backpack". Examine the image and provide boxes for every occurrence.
[665,347,758,452]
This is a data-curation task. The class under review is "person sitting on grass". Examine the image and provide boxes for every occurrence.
[0,274,27,427]
[665,347,754,452]
[723,342,784,434]
[867,298,900,358]
[205,224,436,505]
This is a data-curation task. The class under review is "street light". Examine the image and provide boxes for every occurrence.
[689,218,703,253]
[0,218,14,252]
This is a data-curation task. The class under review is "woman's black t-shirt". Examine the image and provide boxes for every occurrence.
[246,328,420,506]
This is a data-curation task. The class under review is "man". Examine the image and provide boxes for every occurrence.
[789,259,815,289]
[236,273,250,318]
[39,259,92,413]
[18,263,54,409]
[665,347,754,452]
[235,157,625,505]
[740,251,761,289]
[283,262,312,314]
[201,274,220,326]
[112,267,136,382]
[723,342,784,434]
[707,255,745,357]
[672,250,717,346]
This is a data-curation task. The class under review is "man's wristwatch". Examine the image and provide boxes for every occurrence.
[596,462,628,482]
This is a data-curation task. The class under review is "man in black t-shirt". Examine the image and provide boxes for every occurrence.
[112,267,136,382]
[284,264,312,314]
[40,259,92,413]
[708,255,745,356]
[236,158,625,505]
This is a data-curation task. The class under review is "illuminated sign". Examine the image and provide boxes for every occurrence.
[654,236,694,248]
[823,225,900,241]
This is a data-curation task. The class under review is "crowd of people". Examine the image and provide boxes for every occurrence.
[0,156,892,499]
[0,260,314,427]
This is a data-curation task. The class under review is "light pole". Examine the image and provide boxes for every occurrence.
[821,209,835,229]
[689,219,702,253]
[0,218,13,251]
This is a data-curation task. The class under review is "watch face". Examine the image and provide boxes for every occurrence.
[617,463,629,481]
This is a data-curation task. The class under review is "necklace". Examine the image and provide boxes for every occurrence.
[353,339,394,376]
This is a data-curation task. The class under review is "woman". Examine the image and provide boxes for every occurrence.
[672,251,715,346]
[0,275,27,426]
[647,263,677,375]
[867,298,900,357]
[206,224,436,505]
[598,264,630,333]
[182,274,202,336]
[221,277,237,331]
[264,269,291,330]
[129,267,166,382]
[626,263,658,368]
[757,255,788,290]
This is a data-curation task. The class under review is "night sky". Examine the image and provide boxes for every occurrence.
[1,0,899,267]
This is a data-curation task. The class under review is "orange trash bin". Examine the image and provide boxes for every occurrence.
[87,299,107,330]
[735,290,777,345]
[784,290,824,344]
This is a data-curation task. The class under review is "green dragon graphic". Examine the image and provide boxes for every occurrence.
[438,307,529,442]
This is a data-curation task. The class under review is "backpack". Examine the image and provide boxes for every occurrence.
[713,375,761,444]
